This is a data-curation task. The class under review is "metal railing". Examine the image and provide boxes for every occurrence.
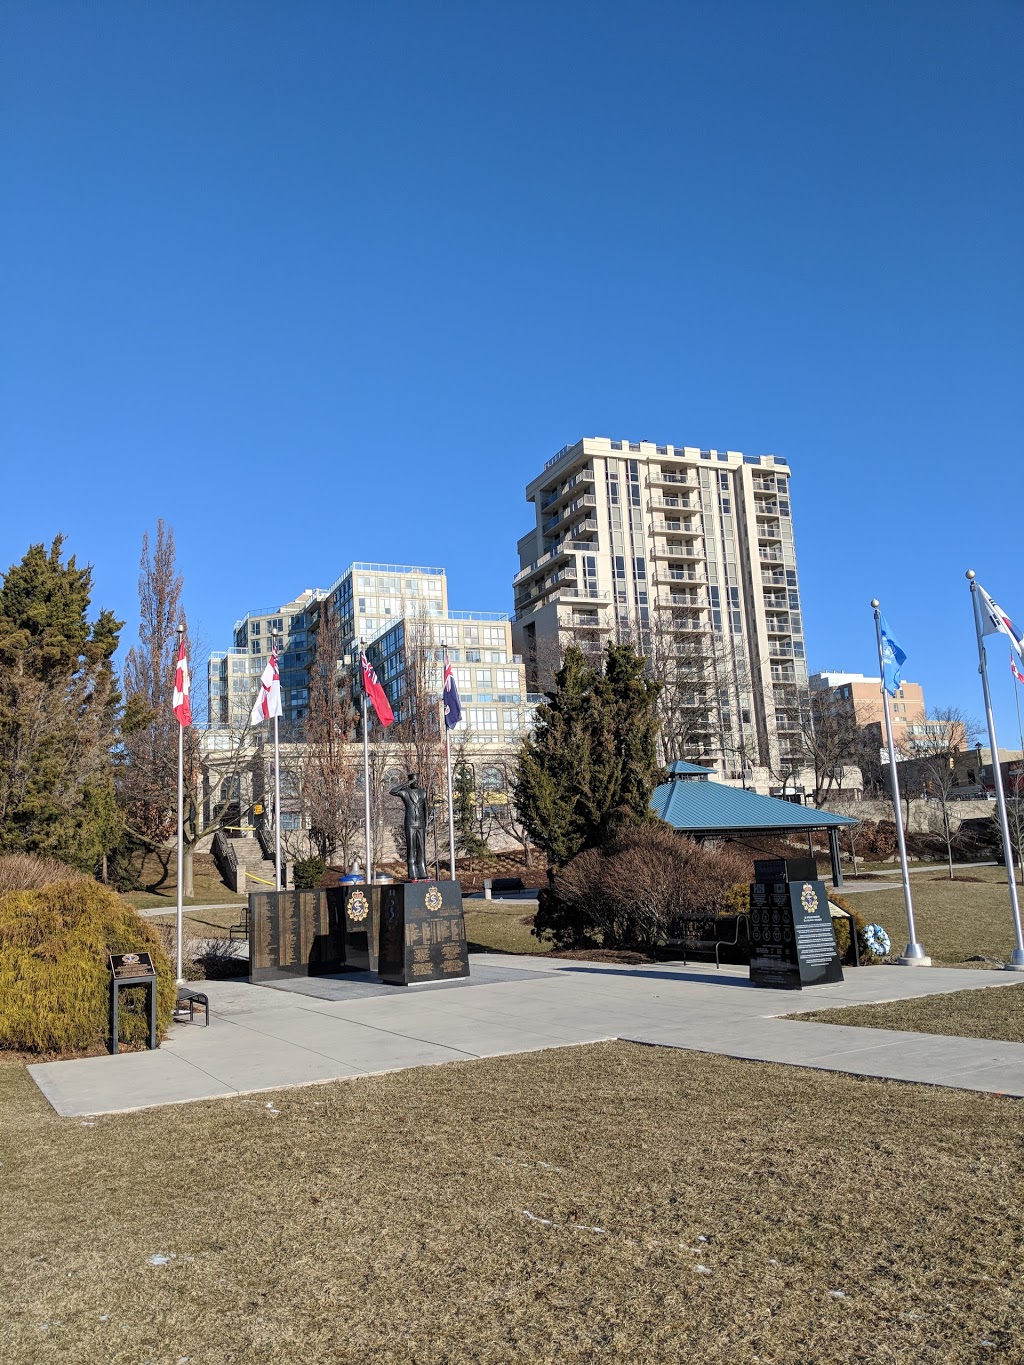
[212,829,241,894]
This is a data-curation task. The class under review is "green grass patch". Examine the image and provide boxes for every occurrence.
[2,1045,1022,1362]
[791,980,1024,1044]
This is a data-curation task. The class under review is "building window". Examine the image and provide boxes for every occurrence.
[468,707,499,731]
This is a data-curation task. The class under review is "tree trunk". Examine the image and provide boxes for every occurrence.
[183,844,195,899]
[847,828,859,877]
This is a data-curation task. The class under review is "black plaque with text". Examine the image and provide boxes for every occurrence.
[249,890,345,981]
[749,877,843,990]
[377,881,470,986]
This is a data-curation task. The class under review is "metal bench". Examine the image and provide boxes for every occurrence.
[174,987,210,1026]
[483,877,527,899]
[674,913,750,968]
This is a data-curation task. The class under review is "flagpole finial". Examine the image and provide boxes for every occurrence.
[870,599,880,609]
[966,569,976,581]
[177,621,185,636]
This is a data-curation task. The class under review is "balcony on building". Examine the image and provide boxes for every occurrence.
[651,539,704,562]
[647,467,698,490]
[541,491,597,537]
[648,492,699,512]
[654,567,703,585]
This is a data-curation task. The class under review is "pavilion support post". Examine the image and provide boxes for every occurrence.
[828,827,843,889]
[807,831,814,860]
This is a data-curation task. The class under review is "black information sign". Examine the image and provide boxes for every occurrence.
[749,877,844,991]
[109,951,156,980]
[108,952,158,1052]
[753,858,817,885]
[377,881,470,986]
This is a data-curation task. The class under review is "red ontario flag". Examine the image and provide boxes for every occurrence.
[361,652,395,726]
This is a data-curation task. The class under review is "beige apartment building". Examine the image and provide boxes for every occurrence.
[512,436,810,791]
[808,670,940,753]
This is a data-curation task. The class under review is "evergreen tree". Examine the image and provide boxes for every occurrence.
[0,537,123,869]
[513,643,662,867]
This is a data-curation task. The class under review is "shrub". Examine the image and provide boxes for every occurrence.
[534,825,750,951]
[722,882,752,918]
[0,880,175,1054]
[293,855,327,890]
[827,892,872,965]
[0,854,87,895]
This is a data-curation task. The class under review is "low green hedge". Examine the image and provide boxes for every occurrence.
[0,880,176,1054]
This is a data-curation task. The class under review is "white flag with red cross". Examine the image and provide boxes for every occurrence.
[250,646,283,725]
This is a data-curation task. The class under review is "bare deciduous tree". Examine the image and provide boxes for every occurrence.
[898,706,976,879]
[300,606,361,864]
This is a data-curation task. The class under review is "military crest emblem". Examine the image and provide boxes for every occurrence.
[424,885,443,913]
[348,890,369,922]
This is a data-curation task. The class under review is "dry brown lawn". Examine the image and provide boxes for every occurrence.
[849,865,1022,965]
[149,904,246,942]
[792,981,1024,1044]
[464,900,546,955]
[2,1043,1022,1363]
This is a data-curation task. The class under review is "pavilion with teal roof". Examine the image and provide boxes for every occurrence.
[651,761,858,887]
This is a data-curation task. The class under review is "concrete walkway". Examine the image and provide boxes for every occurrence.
[28,957,1024,1117]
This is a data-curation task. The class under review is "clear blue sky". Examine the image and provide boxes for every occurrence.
[2,1,1022,735]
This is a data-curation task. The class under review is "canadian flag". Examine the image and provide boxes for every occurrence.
[1012,655,1024,687]
[172,640,192,727]
[250,646,283,725]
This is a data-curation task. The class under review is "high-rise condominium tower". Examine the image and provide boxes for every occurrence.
[512,437,810,789]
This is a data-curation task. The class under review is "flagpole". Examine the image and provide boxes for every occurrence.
[175,623,185,984]
[444,645,456,881]
[361,642,372,883]
[1014,668,1024,886]
[871,602,929,965]
[967,571,1024,968]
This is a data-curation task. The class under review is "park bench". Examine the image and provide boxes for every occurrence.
[672,913,750,968]
[174,986,210,1026]
[483,877,527,899]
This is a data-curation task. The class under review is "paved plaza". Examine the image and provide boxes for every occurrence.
[27,956,1024,1117]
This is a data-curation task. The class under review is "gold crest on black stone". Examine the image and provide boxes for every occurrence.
[378,880,470,986]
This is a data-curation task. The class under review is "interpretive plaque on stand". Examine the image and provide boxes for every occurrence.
[248,890,345,981]
[377,880,470,986]
[749,862,843,991]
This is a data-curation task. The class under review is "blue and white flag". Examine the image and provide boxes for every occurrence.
[443,657,462,730]
[978,583,1024,662]
[880,616,907,697]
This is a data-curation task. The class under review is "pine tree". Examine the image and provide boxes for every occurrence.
[513,643,662,867]
[0,537,123,869]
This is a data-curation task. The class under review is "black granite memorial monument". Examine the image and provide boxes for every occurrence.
[748,858,844,990]
[248,889,346,981]
[377,879,470,985]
